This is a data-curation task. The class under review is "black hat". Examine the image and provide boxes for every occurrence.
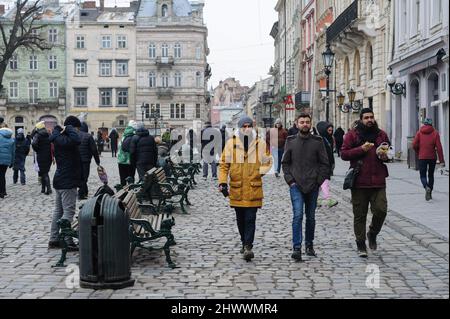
[64,115,81,128]
[359,108,374,119]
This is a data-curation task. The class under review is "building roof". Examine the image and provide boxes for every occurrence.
[138,0,192,17]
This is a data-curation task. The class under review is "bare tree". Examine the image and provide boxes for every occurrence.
[0,0,52,92]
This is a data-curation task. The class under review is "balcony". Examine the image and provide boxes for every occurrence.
[326,0,379,55]
[156,56,174,69]
[295,91,311,109]
[6,98,60,107]
[157,87,174,99]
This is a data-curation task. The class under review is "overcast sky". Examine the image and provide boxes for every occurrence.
[1,0,278,88]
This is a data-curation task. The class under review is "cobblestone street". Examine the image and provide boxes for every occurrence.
[0,154,448,299]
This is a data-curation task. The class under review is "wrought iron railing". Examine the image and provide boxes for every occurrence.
[326,0,358,43]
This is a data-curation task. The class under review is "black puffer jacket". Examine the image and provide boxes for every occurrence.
[129,128,158,167]
[32,128,52,174]
[78,125,100,165]
[14,133,30,170]
[49,125,82,189]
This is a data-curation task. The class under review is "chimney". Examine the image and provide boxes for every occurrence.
[99,0,104,11]
[82,1,96,9]
[0,5,5,16]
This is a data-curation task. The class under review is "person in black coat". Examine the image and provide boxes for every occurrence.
[96,130,104,156]
[13,128,30,185]
[48,116,82,249]
[77,122,100,200]
[333,127,345,157]
[32,122,53,195]
[129,124,158,181]
[288,123,299,136]
[109,128,119,157]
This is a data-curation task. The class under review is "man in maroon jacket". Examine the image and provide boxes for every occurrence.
[341,108,391,258]
[412,118,445,201]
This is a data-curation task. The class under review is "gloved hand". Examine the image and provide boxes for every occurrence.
[218,183,229,197]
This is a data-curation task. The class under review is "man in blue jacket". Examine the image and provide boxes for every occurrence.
[0,127,15,198]
[48,116,82,250]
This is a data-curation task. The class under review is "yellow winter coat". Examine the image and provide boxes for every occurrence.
[219,133,273,208]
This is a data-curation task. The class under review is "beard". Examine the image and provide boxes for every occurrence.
[299,127,310,135]
[356,120,380,143]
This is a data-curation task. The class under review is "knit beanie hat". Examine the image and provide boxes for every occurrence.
[128,120,138,130]
[64,115,82,128]
[423,118,433,126]
[238,115,253,128]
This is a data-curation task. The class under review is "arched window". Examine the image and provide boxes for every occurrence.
[161,44,169,57]
[354,50,361,86]
[149,72,156,88]
[174,43,182,58]
[148,43,156,59]
[162,4,168,17]
[344,57,350,90]
[196,71,202,87]
[366,43,373,80]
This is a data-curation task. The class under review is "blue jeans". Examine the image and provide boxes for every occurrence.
[272,147,284,174]
[289,185,319,248]
[419,159,437,190]
[235,207,257,247]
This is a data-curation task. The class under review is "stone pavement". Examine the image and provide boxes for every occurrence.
[0,154,448,299]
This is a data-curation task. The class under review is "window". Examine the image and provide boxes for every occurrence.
[354,50,361,86]
[28,82,38,104]
[401,0,407,41]
[174,43,182,58]
[101,35,112,49]
[74,89,87,107]
[117,35,127,49]
[162,44,169,57]
[116,60,128,76]
[76,35,85,49]
[149,43,156,58]
[432,0,443,26]
[117,89,128,107]
[29,55,38,70]
[99,60,112,76]
[344,57,350,90]
[196,45,202,59]
[9,82,18,98]
[195,104,201,119]
[174,72,182,87]
[196,71,202,87]
[99,89,112,106]
[161,73,169,88]
[162,4,168,17]
[48,29,57,43]
[367,44,373,80]
[49,81,58,98]
[48,55,57,70]
[149,72,156,87]
[15,116,24,123]
[9,55,18,70]
[75,60,87,76]
[170,103,185,119]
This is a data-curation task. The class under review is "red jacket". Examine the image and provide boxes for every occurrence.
[341,128,390,189]
[266,127,288,152]
[412,125,444,162]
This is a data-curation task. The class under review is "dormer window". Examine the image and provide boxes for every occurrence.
[162,4,168,17]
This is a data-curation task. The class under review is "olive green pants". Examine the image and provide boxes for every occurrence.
[351,188,388,242]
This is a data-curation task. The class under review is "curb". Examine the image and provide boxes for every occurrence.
[330,180,449,261]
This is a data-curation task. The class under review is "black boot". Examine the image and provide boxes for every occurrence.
[356,240,368,258]
[243,245,254,261]
[44,175,52,195]
[367,231,377,251]
[291,247,302,261]
[305,245,317,257]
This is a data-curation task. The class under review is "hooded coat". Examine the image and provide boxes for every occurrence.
[412,125,445,162]
[32,128,53,174]
[317,122,335,177]
[118,125,135,165]
[13,133,30,170]
[109,129,119,152]
[129,128,158,167]
[0,128,15,166]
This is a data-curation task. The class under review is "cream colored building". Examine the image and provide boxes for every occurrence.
[135,0,210,132]
[66,1,138,133]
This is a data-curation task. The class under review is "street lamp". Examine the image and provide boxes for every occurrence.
[149,105,163,136]
[322,44,335,122]
[386,74,406,97]
[336,87,362,113]
[140,103,148,123]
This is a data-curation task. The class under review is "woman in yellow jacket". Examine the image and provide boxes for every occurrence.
[219,116,273,261]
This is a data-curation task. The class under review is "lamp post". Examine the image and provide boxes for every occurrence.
[336,87,361,113]
[322,43,335,123]
[149,105,163,136]
[386,74,406,97]
[140,103,146,123]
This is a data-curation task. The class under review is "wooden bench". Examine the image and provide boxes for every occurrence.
[53,186,177,269]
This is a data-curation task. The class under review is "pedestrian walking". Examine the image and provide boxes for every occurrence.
[0,127,15,198]
[48,116,82,250]
[334,127,345,157]
[316,122,338,208]
[13,128,30,185]
[219,115,272,261]
[77,122,100,200]
[282,114,330,261]
[96,130,104,156]
[32,121,53,195]
[412,118,445,201]
[266,118,288,178]
[341,108,391,258]
[201,122,219,180]
[109,128,119,158]
[129,123,158,181]
[118,120,137,186]
[288,122,299,137]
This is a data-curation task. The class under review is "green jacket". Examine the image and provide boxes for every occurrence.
[117,126,135,165]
